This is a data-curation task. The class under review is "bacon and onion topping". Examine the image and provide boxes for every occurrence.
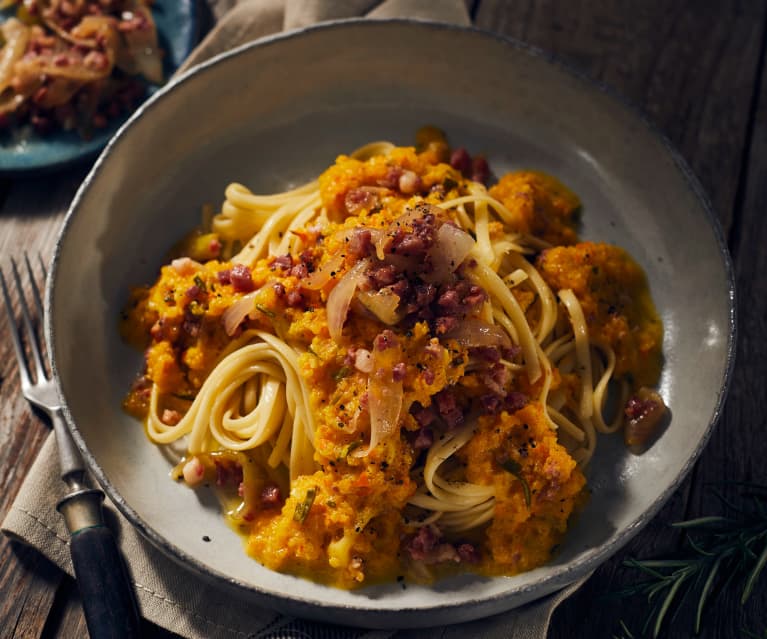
[624,387,667,447]
[322,204,488,343]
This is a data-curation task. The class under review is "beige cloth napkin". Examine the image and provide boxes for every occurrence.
[2,2,591,637]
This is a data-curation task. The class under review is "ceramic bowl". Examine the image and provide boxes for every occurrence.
[47,19,735,628]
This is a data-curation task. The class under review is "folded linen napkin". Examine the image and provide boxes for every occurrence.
[2,2,590,637]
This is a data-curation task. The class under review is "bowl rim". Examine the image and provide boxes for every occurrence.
[45,17,738,624]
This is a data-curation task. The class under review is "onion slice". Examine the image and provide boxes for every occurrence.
[356,289,402,325]
[624,387,667,448]
[365,370,403,454]
[424,223,475,283]
[357,340,404,456]
[444,317,512,348]
[115,5,164,84]
[0,19,28,95]
[301,253,344,290]
[222,291,257,336]
[327,259,369,342]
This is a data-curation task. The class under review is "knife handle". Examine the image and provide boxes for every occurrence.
[58,490,142,639]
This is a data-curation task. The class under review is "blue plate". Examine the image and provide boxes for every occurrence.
[0,0,199,174]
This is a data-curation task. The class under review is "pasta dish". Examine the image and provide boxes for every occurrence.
[0,0,161,136]
[121,128,666,588]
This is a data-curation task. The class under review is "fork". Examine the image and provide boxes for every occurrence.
[1,255,141,639]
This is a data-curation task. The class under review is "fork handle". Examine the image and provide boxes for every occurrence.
[51,408,86,478]
[58,490,142,638]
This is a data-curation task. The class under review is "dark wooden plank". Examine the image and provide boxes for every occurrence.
[476,0,765,234]
[0,541,63,639]
[40,578,89,639]
[40,575,183,639]
[474,0,767,636]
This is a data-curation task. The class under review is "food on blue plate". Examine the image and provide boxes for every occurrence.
[121,128,666,588]
[0,0,162,136]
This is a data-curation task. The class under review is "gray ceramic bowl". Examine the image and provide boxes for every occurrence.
[47,19,735,628]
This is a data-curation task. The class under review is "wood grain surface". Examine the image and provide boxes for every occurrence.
[1,1,765,637]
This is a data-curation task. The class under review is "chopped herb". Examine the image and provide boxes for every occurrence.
[255,304,275,318]
[333,366,351,381]
[443,178,458,191]
[501,458,531,507]
[345,441,362,456]
[293,487,317,523]
[193,275,207,292]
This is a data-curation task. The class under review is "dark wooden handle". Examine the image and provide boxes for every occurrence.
[69,525,142,639]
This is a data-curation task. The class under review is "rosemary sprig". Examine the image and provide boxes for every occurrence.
[615,483,767,637]
[613,619,636,639]
[500,458,531,507]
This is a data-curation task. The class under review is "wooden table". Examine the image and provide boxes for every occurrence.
[1,2,765,636]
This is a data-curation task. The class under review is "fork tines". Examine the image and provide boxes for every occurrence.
[0,254,49,386]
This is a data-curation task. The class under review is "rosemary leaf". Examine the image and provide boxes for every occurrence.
[293,487,316,523]
[255,303,275,318]
[333,366,351,382]
[687,535,716,557]
[653,569,690,637]
[695,553,723,633]
[500,459,531,507]
[613,620,635,639]
[671,516,731,529]
[742,540,767,604]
